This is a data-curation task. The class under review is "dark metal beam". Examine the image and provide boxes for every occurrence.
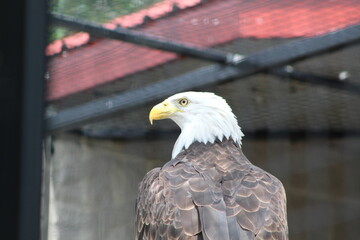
[51,13,239,64]
[47,64,238,132]
[46,24,360,132]
[80,128,360,140]
[0,0,47,239]
[271,68,360,95]
[51,14,360,76]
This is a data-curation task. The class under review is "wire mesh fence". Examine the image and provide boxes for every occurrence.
[45,0,360,239]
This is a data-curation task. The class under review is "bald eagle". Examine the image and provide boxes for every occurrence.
[136,92,288,240]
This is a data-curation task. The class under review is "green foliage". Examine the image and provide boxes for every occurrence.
[49,0,161,42]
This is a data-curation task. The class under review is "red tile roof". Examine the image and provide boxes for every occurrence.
[46,0,202,56]
[47,0,360,101]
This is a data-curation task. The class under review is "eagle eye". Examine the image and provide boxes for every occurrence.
[179,98,189,106]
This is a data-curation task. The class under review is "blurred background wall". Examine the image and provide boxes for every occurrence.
[47,132,360,240]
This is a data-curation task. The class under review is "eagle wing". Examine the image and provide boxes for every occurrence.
[136,160,288,240]
[223,166,288,239]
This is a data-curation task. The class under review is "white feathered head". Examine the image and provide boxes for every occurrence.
[149,92,244,158]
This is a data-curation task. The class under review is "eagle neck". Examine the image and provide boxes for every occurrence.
[171,112,244,159]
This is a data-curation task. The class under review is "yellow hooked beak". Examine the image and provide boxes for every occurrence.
[149,101,180,125]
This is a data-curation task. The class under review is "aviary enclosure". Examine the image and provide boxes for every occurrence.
[42,0,360,239]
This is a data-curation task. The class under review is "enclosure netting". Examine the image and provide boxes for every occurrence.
[46,0,360,239]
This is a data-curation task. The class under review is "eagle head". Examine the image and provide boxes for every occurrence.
[149,92,244,159]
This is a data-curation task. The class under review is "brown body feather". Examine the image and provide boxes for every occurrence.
[136,140,288,240]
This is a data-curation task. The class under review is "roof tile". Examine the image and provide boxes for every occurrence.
[63,32,90,49]
[46,40,63,56]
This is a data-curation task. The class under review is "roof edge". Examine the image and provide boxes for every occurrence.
[46,0,206,56]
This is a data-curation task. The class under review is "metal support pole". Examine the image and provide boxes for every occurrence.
[270,68,360,95]
[0,1,47,240]
[81,128,360,140]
